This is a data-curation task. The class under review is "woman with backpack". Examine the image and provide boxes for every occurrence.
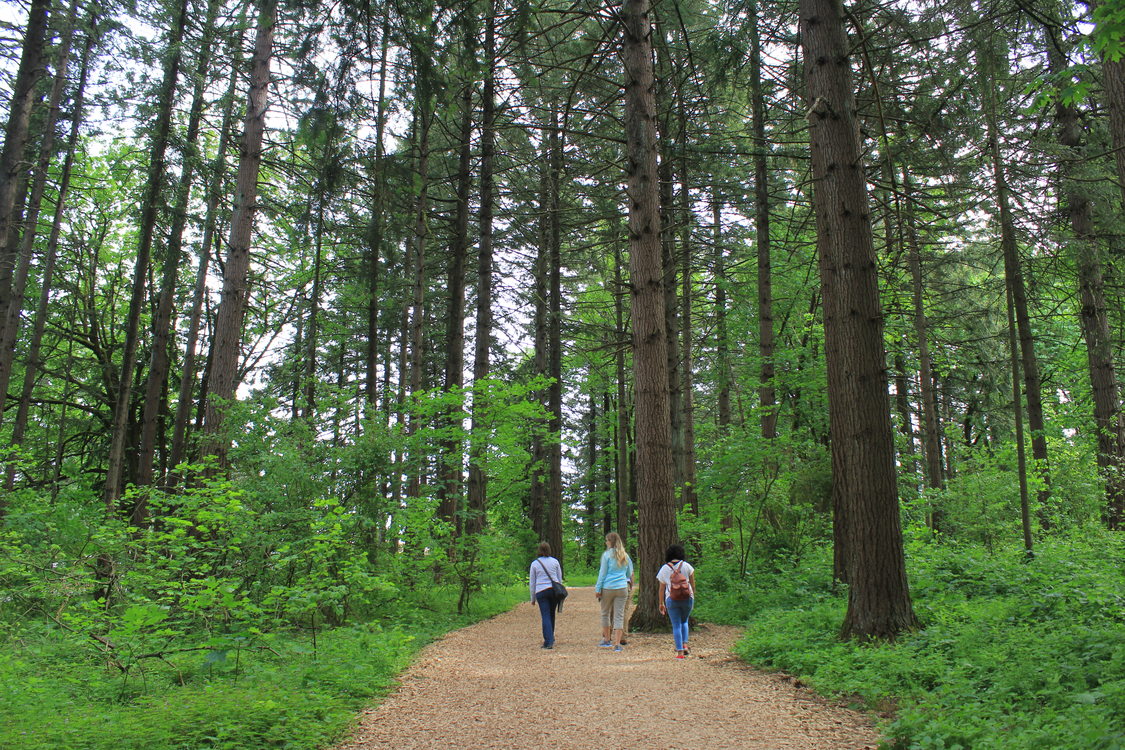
[657,544,696,658]
[530,541,564,649]
[594,532,634,652]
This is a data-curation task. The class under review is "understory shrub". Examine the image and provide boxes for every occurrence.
[700,531,1125,750]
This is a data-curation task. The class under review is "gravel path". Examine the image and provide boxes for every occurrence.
[336,587,882,749]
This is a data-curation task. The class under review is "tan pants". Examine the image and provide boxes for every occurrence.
[600,587,628,629]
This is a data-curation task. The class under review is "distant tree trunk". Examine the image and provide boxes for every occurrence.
[404,41,433,501]
[712,195,731,433]
[546,113,565,561]
[200,0,276,467]
[104,0,190,509]
[622,0,678,632]
[4,5,92,495]
[750,0,777,441]
[981,37,1051,524]
[169,45,242,479]
[528,169,548,539]
[438,23,474,531]
[678,156,698,517]
[900,173,944,537]
[1096,0,1125,209]
[1046,30,1125,529]
[0,0,50,398]
[613,236,632,540]
[365,18,391,410]
[135,0,221,504]
[302,207,325,422]
[1005,285,1035,553]
[465,0,496,539]
[799,0,917,640]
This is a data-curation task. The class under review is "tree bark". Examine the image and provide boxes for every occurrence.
[1045,29,1125,529]
[4,5,93,495]
[0,0,51,389]
[0,0,78,428]
[135,0,222,503]
[622,0,678,632]
[104,0,190,509]
[465,0,496,540]
[799,0,917,640]
[200,0,277,467]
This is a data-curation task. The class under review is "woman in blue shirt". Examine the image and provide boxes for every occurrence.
[594,532,633,651]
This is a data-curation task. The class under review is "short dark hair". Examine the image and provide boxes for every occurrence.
[537,541,552,557]
[665,544,686,562]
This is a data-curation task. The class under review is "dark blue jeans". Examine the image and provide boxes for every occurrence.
[535,589,559,647]
[665,596,694,651]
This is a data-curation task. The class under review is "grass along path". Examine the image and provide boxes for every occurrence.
[335,586,880,749]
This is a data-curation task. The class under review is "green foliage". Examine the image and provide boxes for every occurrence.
[0,586,526,749]
[703,534,1125,750]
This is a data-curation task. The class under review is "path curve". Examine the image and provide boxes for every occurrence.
[337,587,881,749]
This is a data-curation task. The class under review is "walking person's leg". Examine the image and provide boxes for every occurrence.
[666,597,686,654]
[536,590,555,648]
[608,588,627,649]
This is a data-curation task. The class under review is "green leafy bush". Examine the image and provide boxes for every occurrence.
[702,532,1125,750]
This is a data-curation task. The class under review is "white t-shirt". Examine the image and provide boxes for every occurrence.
[656,560,695,598]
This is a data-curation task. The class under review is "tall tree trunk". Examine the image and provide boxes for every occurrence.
[135,0,221,504]
[546,112,565,561]
[302,207,324,422]
[1045,29,1125,529]
[168,43,242,479]
[0,0,79,426]
[104,0,191,509]
[750,0,777,441]
[365,18,391,410]
[678,156,698,517]
[1006,284,1035,553]
[0,0,50,387]
[980,35,1052,524]
[622,0,677,632]
[200,0,277,467]
[4,5,92,495]
[613,236,632,540]
[438,44,473,531]
[404,43,433,501]
[799,0,917,640]
[465,0,496,540]
[901,174,945,502]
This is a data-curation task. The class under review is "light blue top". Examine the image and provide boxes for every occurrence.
[595,549,634,593]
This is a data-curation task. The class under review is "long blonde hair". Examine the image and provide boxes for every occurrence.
[605,532,628,566]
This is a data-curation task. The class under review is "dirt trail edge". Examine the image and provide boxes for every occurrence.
[336,587,881,750]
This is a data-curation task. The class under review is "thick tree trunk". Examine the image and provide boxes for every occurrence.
[622,0,678,632]
[200,0,276,467]
[799,0,917,640]
[104,0,190,508]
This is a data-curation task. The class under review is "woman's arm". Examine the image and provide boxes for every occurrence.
[594,552,608,595]
[658,582,667,614]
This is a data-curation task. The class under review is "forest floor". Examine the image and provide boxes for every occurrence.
[334,586,882,749]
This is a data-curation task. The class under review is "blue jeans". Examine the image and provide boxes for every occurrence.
[535,589,559,646]
[665,596,693,651]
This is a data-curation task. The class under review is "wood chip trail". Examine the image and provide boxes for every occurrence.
[336,587,881,750]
